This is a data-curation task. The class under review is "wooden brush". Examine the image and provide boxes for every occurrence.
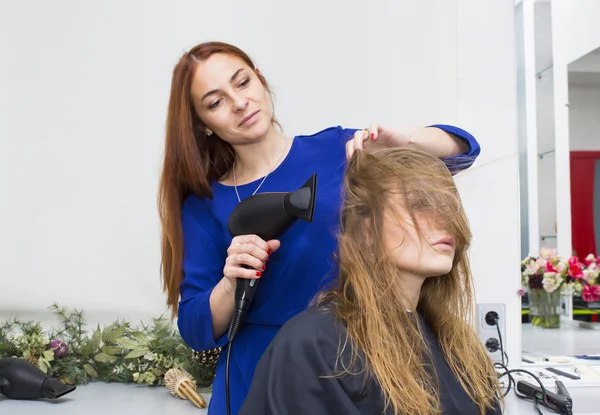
[164,368,207,409]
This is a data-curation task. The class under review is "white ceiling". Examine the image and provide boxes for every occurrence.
[569,48,600,73]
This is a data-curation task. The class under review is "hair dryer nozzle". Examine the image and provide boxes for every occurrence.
[284,174,317,222]
[41,377,76,399]
[0,358,76,400]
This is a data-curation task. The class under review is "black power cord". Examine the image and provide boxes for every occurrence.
[225,276,258,415]
[486,314,572,415]
[225,309,244,415]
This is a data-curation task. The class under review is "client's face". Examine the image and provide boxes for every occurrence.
[381,192,455,278]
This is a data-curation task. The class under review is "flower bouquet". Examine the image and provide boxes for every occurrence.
[522,248,573,328]
[521,249,600,328]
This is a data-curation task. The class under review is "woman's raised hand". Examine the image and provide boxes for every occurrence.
[345,122,411,160]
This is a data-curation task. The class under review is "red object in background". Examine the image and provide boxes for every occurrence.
[570,151,600,258]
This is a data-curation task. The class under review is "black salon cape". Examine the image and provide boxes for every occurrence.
[239,307,502,415]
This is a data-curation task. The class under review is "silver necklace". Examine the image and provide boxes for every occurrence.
[233,138,288,203]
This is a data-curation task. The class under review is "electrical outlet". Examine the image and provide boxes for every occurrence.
[476,303,507,364]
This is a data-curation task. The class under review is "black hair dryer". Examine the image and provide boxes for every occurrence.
[227,173,317,340]
[224,173,317,415]
[0,357,76,400]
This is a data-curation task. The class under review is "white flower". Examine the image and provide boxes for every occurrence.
[143,352,154,361]
[583,270,597,284]
[523,259,540,276]
[585,253,596,263]
[543,272,562,293]
[560,282,575,296]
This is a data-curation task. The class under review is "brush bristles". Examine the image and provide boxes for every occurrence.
[164,368,207,409]
[178,379,207,408]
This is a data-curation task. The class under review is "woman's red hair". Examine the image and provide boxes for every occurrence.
[158,42,276,316]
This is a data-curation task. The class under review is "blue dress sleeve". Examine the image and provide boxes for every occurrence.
[337,124,481,175]
[177,200,229,351]
[428,124,481,175]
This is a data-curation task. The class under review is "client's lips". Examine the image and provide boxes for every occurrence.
[433,237,455,248]
[239,110,260,126]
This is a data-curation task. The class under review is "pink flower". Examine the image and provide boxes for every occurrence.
[48,339,69,358]
[536,257,548,269]
[568,256,579,266]
[568,260,583,278]
[582,285,600,303]
[546,261,558,273]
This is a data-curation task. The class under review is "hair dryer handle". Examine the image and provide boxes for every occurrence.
[235,265,259,313]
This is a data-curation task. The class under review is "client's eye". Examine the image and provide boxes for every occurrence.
[411,199,429,210]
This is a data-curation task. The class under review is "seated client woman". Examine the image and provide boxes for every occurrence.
[239,146,503,415]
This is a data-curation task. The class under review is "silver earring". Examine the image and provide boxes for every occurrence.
[205,129,213,136]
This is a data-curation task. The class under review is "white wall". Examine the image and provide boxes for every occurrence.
[554,0,600,67]
[569,84,600,151]
[0,0,522,363]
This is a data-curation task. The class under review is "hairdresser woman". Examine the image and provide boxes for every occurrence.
[158,41,480,415]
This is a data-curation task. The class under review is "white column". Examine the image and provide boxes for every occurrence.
[550,1,573,259]
[523,0,540,255]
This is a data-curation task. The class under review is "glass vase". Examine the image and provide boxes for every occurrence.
[529,288,562,328]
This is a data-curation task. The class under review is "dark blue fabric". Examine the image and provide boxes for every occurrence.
[176,125,480,414]
[240,307,502,415]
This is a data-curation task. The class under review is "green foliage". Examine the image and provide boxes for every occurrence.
[0,304,215,388]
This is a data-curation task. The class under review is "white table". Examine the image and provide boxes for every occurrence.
[2,381,599,414]
[522,322,600,356]
[1,382,210,415]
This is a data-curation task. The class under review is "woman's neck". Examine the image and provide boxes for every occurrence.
[398,273,426,312]
[229,127,290,185]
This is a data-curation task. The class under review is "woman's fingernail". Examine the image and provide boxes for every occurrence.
[268,249,272,255]
[262,264,266,270]
[371,133,375,140]
[256,271,262,277]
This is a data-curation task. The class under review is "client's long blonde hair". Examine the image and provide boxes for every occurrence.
[315,146,502,415]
